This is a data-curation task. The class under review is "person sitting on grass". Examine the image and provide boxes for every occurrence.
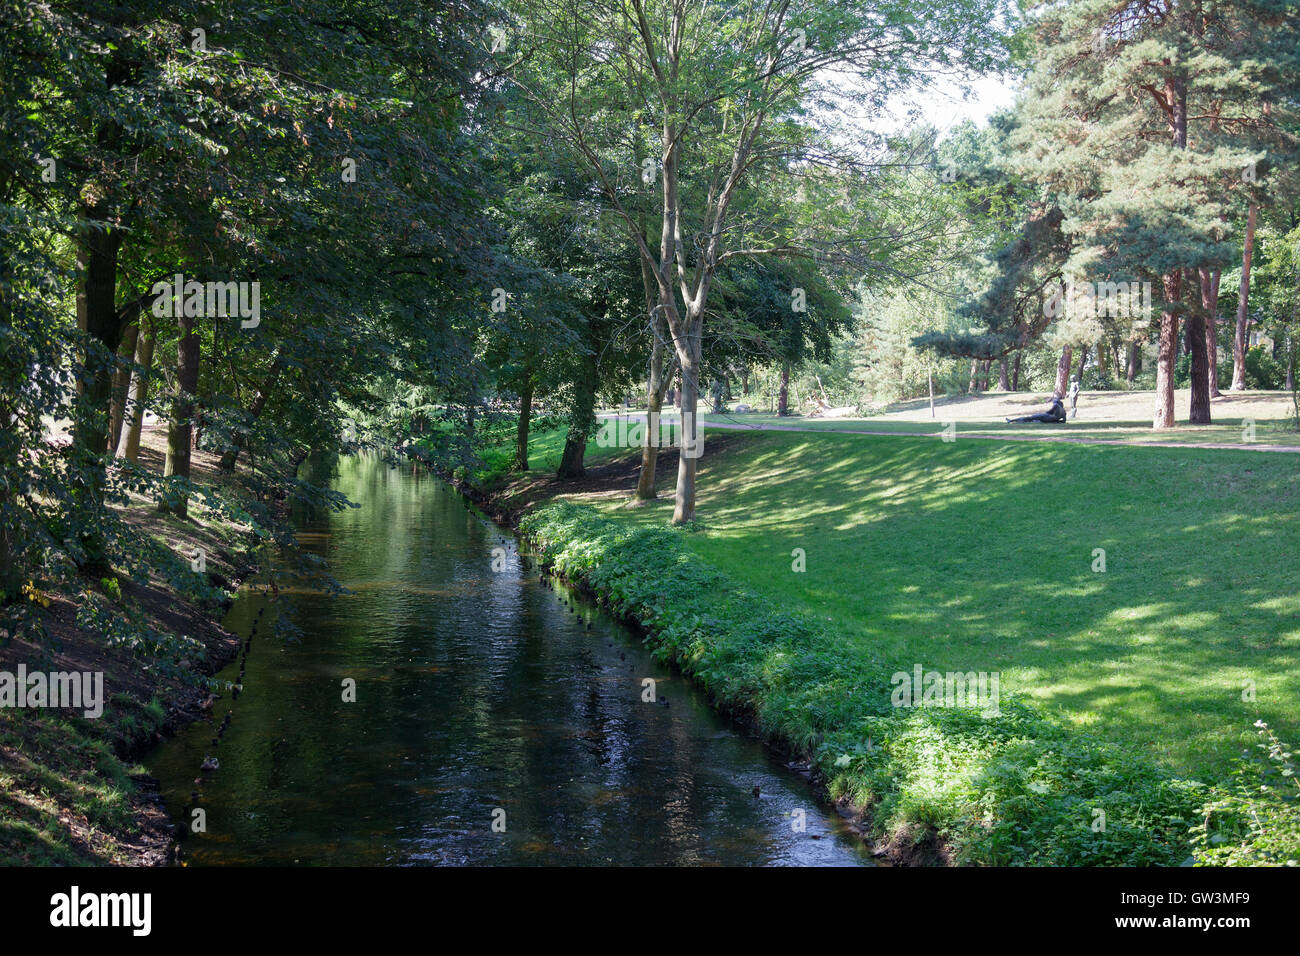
[1006,394,1066,424]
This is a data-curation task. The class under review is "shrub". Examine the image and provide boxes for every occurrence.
[1245,347,1284,389]
[1192,722,1300,866]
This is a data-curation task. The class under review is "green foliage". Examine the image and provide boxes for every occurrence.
[1245,347,1286,390]
[1193,722,1300,866]
[520,500,1207,865]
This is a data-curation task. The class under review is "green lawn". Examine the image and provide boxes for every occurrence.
[693,411,1300,447]
[555,429,1300,780]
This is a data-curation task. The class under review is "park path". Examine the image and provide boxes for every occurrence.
[603,412,1300,454]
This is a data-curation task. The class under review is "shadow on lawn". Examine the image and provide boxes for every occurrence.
[689,431,1300,775]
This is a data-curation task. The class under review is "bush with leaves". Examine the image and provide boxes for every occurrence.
[1193,722,1300,866]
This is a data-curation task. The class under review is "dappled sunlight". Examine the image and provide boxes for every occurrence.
[634,430,1300,777]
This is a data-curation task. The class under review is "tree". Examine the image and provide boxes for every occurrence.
[1014,0,1300,428]
[1232,203,1259,390]
[508,0,1014,521]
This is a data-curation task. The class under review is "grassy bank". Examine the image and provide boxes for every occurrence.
[522,501,1210,864]
[485,420,1299,863]
[563,430,1300,778]
[0,429,261,865]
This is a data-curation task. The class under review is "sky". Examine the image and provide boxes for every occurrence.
[879,72,1022,139]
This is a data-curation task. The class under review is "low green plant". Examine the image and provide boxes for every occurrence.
[1192,722,1300,866]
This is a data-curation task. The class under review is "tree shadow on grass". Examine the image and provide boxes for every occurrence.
[685,430,1300,778]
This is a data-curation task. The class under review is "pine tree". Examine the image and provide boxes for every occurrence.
[1015,0,1300,427]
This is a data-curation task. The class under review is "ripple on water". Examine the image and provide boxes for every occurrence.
[146,455,875,867]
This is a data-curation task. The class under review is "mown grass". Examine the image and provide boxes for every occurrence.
[549,429,1300,781]
[696,411,1300,446]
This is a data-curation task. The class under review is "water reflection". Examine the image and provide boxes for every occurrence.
[148,455,872,866]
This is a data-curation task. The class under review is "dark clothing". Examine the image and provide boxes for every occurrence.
[1007,398,1065,424]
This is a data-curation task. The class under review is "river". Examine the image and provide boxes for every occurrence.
[146,454,873,866]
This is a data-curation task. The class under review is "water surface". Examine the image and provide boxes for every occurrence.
[148,455,873,866]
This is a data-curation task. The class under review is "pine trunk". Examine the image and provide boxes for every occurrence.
[1054,345,1072,397]
[1154,271,1181,429]
[1202,267,1222,397]
[1185,270,1212,424]
[1231,204,1257,390]
[777,362,790,416]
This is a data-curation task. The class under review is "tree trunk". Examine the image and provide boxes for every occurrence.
[1011,351,1021,390]
[1154,271,1181,429]
[673,344,700,525]
[968,358,979,393]
[634,345,663,498]
[159,310,201,517]
[513,372,533,472]
[1184,269,1211,425]
[1201,266,1222,397]
[70,208,124,566]
[71,212,125,456]
[1231,204,1257,390]
[633,211,665,499]
[1126,342,1141,383]
[107,319,139,455]
[0,249,20,601]
[218,356,283,472]
[557,329,600,480]
[778,362,790,416]
[997,357,1010,391]
[1287,330,1295,392]
[1054,345,1073,397]
[116,315,155,460]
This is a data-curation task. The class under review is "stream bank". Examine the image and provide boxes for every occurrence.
[0,428,264,865]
